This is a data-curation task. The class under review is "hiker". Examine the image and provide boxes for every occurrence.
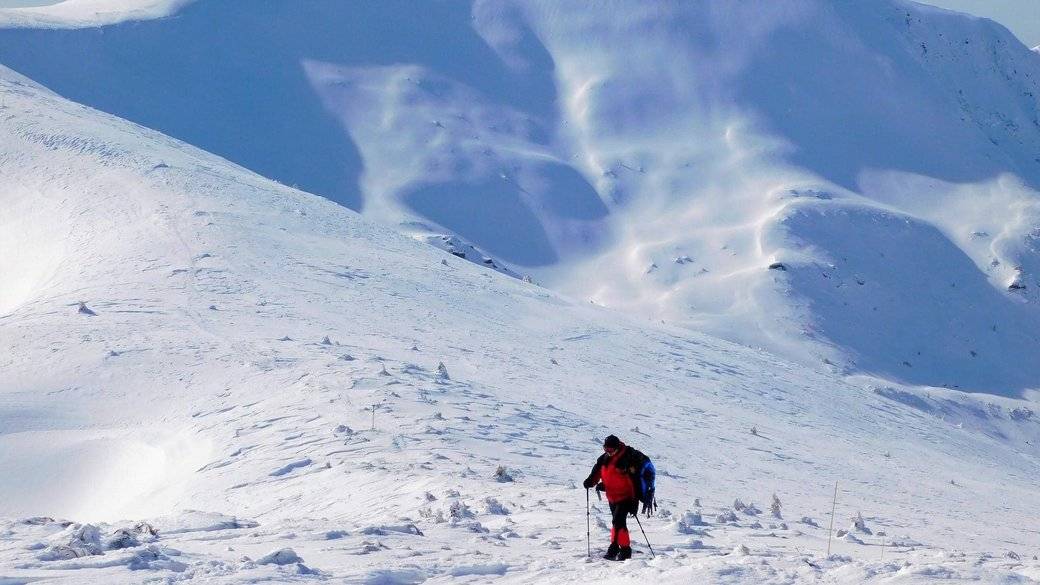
[582,434,656,560]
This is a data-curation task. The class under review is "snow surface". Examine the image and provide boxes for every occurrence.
[0,0,189,28]
[3,55,1040,582]
[1,0,1039,396]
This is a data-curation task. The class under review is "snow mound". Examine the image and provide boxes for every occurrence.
[151,511,258,535]
[256,547,302,566]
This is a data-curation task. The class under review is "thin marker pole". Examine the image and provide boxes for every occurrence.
[826,481,838,557]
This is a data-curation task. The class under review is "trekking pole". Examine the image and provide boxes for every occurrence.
[586,489,591,558]
[633,513,655,558]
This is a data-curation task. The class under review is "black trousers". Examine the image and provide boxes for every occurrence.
[608,499,638,546]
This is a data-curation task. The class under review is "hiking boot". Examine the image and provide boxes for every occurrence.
[618,546,632,561]
[603,543,620,560]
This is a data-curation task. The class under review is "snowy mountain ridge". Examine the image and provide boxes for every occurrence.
[2,0,1039,395]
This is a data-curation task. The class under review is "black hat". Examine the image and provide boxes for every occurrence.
[603,435,621,449]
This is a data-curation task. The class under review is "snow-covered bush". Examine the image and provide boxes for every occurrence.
[716,510,738,524]
[483,497,510,515]
[493,466,514,482]
[675,511,706,534]
[449,501,474,522]
[851,511,872,534]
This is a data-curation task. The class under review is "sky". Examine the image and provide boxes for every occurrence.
[0,0,1036,47]
[921,0,1040,47]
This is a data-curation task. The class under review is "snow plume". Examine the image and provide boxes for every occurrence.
[3,0,1040,393]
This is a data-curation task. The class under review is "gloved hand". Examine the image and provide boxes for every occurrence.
[583,478,596,489]
[595,483,605,500]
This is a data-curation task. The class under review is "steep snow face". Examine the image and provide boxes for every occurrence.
[4,61,1040,585]
[1,3,1039,393]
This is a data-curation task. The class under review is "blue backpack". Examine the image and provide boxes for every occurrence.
[626,448,656,512]
[638,457,656,503]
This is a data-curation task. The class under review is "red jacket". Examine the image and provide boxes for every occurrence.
[583,444,643,503]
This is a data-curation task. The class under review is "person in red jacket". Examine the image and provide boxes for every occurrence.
[582,434,654,560]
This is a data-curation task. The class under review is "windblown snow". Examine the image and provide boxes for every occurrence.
[2,0,1040,583]
[3,0,1040,396]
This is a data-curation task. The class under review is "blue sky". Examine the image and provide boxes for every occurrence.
[0,0,1037,48]
[921,0,1040,47]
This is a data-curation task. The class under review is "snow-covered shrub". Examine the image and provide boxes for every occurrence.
[675,511,706,534]
[851,511,872,534]
[105,529,140,550]
[493,466,514,482]
[449,501,474,522]
[483,497,510,515]
[37,523,103,561]
[770,494,782,519]
[133,522,158,537]
[127,546,187,572]
[716,510,738,524]
[418,507,445,523]
[838,531,865,544]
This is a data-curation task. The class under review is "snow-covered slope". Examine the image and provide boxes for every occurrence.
[3,60,1040,582]
[0,0,187,28]
[2,0,1040,396]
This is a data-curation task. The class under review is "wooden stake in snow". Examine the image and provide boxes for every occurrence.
[826,481,838,557]
[371,405,376,431]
